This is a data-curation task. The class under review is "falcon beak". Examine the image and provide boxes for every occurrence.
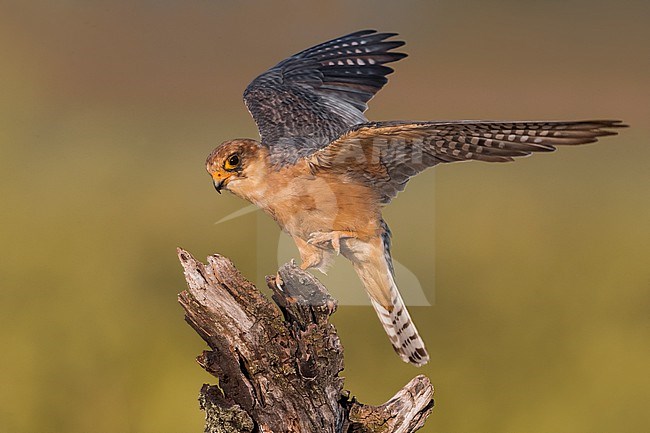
[211,171,230,194]
[213,179,225,194]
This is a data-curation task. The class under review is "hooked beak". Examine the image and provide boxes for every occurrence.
[213,178,225,194]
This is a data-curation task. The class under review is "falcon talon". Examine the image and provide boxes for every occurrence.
[332,238,341,256]
[275,273,284,292]
[307,231,349,255]
[205,30,625,366]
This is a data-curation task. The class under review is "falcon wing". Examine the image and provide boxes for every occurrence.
[308,120,627,203]
[243,30,406,165]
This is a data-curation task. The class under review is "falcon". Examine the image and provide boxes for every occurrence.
[206,30,625,366]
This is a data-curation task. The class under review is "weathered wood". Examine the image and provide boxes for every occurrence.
[177,248,434,433]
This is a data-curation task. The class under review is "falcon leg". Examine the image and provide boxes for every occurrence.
[293,236,333,274]
[307,230,358,255]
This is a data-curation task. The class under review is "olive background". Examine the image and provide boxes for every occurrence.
[1,1,648,432]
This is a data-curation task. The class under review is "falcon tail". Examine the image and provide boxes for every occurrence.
[349,225,429,366]
[369,283,430,366]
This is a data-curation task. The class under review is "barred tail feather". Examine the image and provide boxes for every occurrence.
[350,222,429,366]
[370,278,429,366]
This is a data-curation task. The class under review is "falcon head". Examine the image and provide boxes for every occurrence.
[205,139,268,194]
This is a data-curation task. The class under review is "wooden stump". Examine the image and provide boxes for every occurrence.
[177,248,434,433]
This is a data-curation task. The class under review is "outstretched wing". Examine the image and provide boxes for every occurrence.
[309,120,626,203]
[243,30,406,165]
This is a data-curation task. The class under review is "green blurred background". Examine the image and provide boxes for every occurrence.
[1,1,648,432]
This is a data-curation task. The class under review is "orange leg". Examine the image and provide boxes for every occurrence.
[293,236,327,271]
[307,230,358,255]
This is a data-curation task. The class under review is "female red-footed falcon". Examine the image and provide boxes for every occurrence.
[206,30,625,366]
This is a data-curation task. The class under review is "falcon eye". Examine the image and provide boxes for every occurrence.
[224,154,240,171]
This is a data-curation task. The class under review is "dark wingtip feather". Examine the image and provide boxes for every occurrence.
[584,119,628,129]
[389,52,409,61]
[377,31,399,39]
[605,120,628,130]
[580,119,628,138]
[346,29,378,36]
[596,130,619,137]
[597,119,627,126]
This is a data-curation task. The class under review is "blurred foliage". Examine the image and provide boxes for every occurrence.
[1,1,648,432]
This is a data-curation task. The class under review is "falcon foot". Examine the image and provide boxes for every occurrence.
[307,230,357,255]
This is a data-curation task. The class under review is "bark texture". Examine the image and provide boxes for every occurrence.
[177,248,434,433]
